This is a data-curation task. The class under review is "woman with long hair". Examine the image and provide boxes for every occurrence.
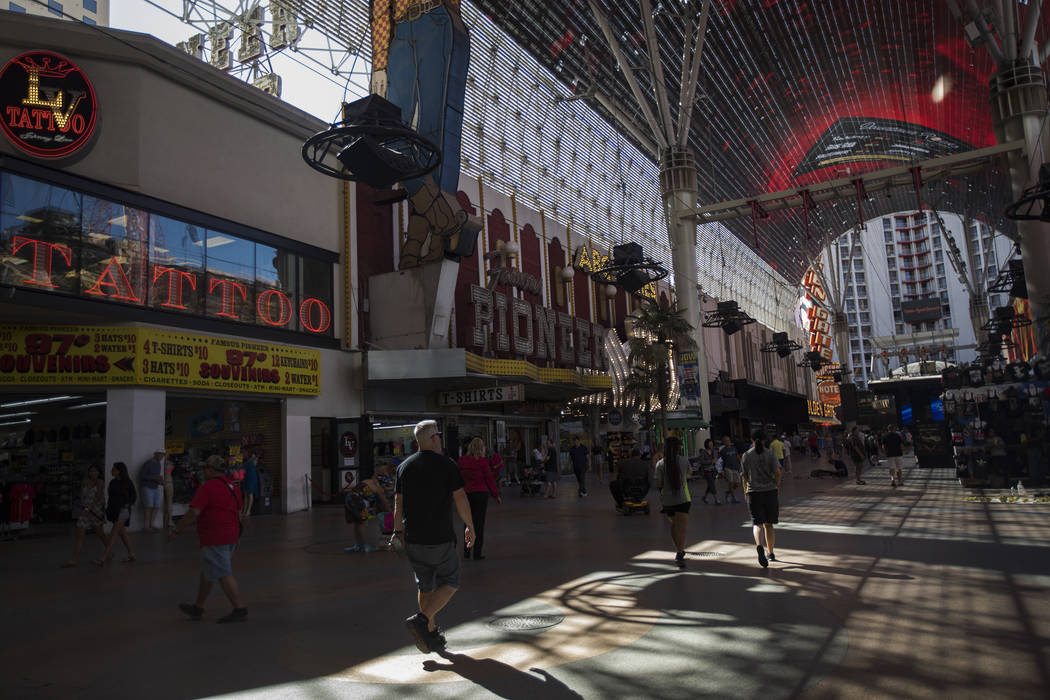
[456,437,501,560]
[740,429,783,568]
[654,436,691,568]
[62,464,107,567]
[697,438,720,505]
[94,461,137,566]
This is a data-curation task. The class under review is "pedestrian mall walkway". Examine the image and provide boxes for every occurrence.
[3,462,1048,699]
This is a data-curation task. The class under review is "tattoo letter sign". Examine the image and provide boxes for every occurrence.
[0,51,98,158]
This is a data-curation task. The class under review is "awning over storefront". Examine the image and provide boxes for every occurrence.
[366,348,610,404]
[732,379,808,425]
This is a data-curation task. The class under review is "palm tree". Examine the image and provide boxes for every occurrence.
[626,300,697,441]
[622,364,658,448]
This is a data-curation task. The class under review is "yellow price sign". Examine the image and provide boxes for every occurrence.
[0,326,320,396]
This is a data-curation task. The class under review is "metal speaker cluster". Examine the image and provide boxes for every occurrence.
[760,331,803,358]
[702,300,756,336]
[987,259,1028,300]
[1004,163,1050,222]
[302,95,441,188]
[590,242,668,293]
[797,350,828,372]
[978,331,1017,361]
[982,304,1032,334]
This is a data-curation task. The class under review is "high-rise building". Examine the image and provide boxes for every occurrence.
[816,210,1014,388]
[3,0,107,27]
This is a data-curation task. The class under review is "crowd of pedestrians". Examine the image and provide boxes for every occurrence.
[50,420,910,653]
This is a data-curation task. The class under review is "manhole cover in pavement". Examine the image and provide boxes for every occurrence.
[488,614,565,631]
[692,552,727,558]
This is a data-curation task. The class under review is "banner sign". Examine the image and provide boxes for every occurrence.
[439,384,524,407]
[0,326,320,395]
[676,350,701,413]
[901,298,942,323]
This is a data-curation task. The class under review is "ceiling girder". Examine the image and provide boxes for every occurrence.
[683,140,1026,224]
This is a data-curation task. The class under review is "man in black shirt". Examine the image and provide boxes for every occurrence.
[390,420,475,654]
[569,436,590,498]
[881,427,905,488]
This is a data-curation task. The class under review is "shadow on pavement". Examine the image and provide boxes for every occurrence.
[422,651,584,699]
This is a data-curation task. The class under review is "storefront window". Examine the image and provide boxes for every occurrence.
[0,173,81,296]
[205,231,255,323]
[299,256,333,334]
[80,196,148,306]
[1,169,335,338]
[256,244,297,329]
[149,214,205,314]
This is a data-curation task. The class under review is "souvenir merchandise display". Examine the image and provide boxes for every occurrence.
[943,354,1050,488]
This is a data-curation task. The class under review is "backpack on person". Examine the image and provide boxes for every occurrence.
[126,480,137,507]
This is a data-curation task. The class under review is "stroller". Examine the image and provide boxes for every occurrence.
[620,473,650,515]
[520,464,544,496]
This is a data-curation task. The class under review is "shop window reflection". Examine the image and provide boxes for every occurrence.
[80,196,148,306]
[299,256,333,334]
[149,215,206,313]
[256,244,297,329]
[205,231,255,323]
[0,173,81,295]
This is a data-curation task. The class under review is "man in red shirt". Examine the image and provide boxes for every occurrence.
[169,455,246,623]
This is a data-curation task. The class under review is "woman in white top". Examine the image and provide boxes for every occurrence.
[653,436,691,569]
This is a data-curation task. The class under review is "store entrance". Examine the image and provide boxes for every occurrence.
[165,396,282,515]
[0,392,107,526]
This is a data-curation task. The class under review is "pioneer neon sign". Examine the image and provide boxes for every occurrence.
[8,235,332,335]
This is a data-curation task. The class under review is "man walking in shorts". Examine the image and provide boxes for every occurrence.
[741,430,783,568]
[881,426,905,488]
[170,455,246,623]
[390,420,476,654]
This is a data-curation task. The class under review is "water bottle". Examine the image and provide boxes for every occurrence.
[1017,482,1027,497]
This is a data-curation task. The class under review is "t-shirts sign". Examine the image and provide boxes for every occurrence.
[439,384,524,406]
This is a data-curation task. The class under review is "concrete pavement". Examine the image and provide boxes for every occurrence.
[2,461,1048,699]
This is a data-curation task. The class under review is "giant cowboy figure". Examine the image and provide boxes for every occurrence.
[370,0,477,268]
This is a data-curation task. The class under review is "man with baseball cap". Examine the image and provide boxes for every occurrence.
[170,455,246,623]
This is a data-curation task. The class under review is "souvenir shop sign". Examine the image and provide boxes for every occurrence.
[0,325,321,395]
[439,384,524,407]
[138,328,320,395]
[0,51,98,158]
[0,326,137,386]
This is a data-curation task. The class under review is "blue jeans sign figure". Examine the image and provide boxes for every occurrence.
[371,0,476,268]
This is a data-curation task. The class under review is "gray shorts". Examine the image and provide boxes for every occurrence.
[201,543,236,582]
[405,541,461,593]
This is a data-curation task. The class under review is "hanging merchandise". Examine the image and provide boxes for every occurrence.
[944,359,1050,488]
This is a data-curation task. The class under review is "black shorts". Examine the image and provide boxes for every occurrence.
[747,490,779,525]
[661,501,691,515]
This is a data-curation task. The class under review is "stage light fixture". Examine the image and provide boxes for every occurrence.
[987,259,1028,300]
[302,95,441,187]
[760,331,802,358]
[589,242,668,294]
[702,300,757,336]
[1004,163,1050,222]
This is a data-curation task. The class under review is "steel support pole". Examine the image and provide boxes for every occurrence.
[990,61,1050,353]
[660,147,711,442]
